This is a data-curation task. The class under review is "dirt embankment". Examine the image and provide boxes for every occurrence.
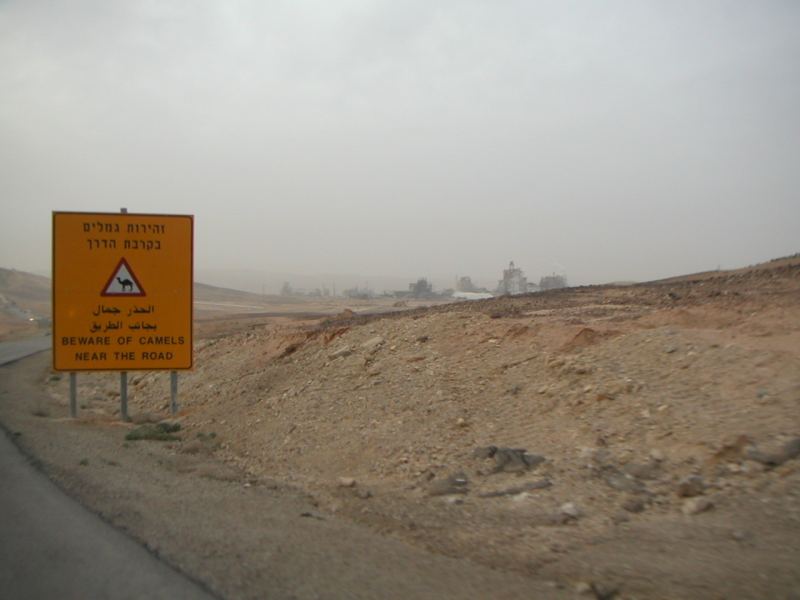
[11,258,800,598]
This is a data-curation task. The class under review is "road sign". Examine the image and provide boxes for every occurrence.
[52,212,193,371]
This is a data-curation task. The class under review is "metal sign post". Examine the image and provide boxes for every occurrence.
[170,371,178,415]
[120,371,129,421]
[69,372,77,418]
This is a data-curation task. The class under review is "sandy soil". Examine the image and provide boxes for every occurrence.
[3,258,800,599]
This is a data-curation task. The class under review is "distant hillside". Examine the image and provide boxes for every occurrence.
[194,281,303,304]
[649,252,800,285]
[0,267,284,318]
[0,267,51,316]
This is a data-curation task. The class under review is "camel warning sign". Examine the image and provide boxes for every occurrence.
[101,258,146,296]
[52,212,193,371]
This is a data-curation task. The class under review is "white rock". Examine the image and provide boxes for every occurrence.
[329,346,353,359]
[574,581,594,595]
[361,336,385,353]
[560,502,582,519]
[682,497,713,515]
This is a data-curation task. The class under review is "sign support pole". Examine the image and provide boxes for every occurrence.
[117,207,130,423]
[69,372,77,418]
[120,372,129,421]
[170,371,178,415]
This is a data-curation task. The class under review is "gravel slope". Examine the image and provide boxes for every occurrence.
[8,258,800,599]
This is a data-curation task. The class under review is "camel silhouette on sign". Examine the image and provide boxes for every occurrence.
[117,277,134,292]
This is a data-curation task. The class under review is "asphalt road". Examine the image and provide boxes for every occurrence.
[0,430,217,600]
[0,334,51,366]
[0,341,218,600]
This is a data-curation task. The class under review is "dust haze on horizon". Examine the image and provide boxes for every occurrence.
[1,1,798,293]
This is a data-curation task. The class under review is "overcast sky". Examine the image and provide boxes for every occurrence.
[1,0,798,291]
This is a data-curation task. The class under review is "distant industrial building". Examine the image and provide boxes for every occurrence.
[539,273,568,290]
[496,261,528,295]
[409,278,433,297]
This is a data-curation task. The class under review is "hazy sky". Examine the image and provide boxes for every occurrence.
[1,1,798,291]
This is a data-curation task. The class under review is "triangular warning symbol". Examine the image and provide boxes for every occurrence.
[101,258,146,297]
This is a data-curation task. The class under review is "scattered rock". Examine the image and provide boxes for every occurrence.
[338,477,356,488]
[574,581,594,595]
[300,511,325,520]
[361,336,385,354]
[731,530,753,542]
[746,448,783,467]
[572,580,619,599]
[180,440,204,455]
[560,502,582,520]
[747,436,800,467]
[676,475,706,498]
[603,470,646,494]
[682,497,713,515]
[611,512,630,525]
[710,435,751,464]
[741,460,766,475]
[428,472,469,496]
[591,582,620,600]
[474,446,545,473]
[784,436,800,460]
[623,460,660,480]
[478,479,552,498]
[328,346,353,359]
[195,463,240,482]
[472,446,496,459]
[622,497,646,513]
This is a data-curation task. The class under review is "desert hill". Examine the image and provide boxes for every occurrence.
[0,267,51,313]
[43,255,800,598]
[0,267,51,339]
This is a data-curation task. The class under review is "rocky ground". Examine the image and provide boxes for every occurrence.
[14,257,800,598]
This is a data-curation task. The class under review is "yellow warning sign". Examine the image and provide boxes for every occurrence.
[52,212,193,371]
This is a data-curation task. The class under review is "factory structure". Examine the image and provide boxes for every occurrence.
[495,261,567,296]
[496,261,536,295]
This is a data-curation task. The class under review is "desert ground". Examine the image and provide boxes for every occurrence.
[1,258,799,599]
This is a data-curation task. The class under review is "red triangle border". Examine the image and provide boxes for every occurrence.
[100,257,147,297]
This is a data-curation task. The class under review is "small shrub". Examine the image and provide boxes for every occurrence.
[125,422,181,442]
